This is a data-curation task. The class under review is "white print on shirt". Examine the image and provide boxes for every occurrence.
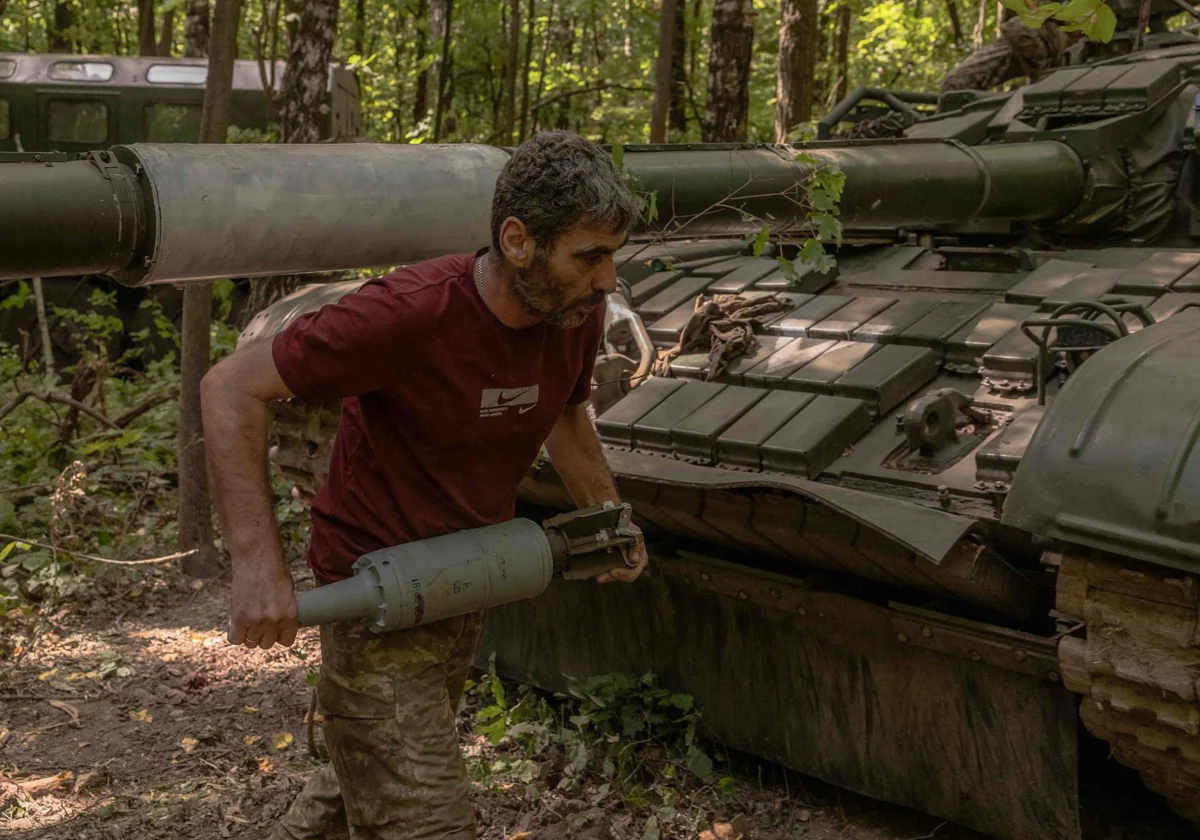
[480,385,540,418]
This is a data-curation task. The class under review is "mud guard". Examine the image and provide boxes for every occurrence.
[479,551,1081,840]
[1002,309,1200,575]
[598,449,975,564]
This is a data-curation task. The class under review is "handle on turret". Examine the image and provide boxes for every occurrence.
[294,503,638,633]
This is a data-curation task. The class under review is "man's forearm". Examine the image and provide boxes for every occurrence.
[545,403,647,584]
[200,373,286,571]
[543,404,620,507]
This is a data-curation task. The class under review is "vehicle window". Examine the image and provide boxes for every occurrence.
[0,99,9,141]
[0,59,15,80]
[47,99,108,143]
[146,65,206,85]
[48,61,114,82]
[144,102,201,142]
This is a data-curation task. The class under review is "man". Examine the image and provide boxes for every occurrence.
[199,130,648,839]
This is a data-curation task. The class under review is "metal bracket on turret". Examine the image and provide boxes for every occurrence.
[1020,300,1155,405]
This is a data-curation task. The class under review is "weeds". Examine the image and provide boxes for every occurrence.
[465,658,741,837]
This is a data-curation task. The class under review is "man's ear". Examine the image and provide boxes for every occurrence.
[498,217,535,268]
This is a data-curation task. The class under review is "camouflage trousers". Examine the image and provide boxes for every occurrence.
[269,611,486,840]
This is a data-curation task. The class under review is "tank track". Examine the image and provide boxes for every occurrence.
[1055,552,1200,824]
[270,401,338,505]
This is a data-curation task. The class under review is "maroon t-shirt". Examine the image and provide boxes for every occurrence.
[271,252,604,582]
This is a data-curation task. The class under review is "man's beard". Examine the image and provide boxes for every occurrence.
[511,251,604,329]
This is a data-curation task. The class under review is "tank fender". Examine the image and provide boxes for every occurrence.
[591,449,975,565]
[1002,309,1200,575]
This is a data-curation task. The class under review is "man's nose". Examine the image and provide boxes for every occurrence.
[594,261,618,294]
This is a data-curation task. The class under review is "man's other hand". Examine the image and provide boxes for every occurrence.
[598,522,647,584]
[229,562,299,650]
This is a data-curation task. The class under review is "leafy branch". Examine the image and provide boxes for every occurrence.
[1000,0,1118,43]
[611,146,845,289]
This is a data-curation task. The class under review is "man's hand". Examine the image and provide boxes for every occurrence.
[229,560,299,650]
[545,404,650,585]
[597,521,647,584]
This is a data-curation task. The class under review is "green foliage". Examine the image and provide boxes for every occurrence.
[0,0,1141,146]
[0,284,303,613]
[469,657,716,817]
[729,152,844,284]
[850,0,966,95]
[1001,0,1118,42]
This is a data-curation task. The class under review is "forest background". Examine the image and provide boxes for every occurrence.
[0,0,999,149]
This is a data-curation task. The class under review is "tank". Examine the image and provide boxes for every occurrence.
[4,31,1200,840]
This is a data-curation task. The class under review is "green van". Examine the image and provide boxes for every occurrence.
[0,51,361,152]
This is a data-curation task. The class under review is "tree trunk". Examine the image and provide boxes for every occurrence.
[703,0,753,142]
[198,0,240,141]
[775,0,818,142]
[239,0,337,323]
[283,0,301,48]
[688,0,700,79]
[412,0,429,126]
[184,0,210,56]
[158,9,176,54]
[649,0,676,142]
[518,0,535,143]
[555,17,575,129]
[138,0,157,55]
[432,0,455,141]
[814,8,830,108]
[835,2,850,101]
[48,2,74,52]
[624,0,632,56]
[504,0,520,144]
[180,0,241,580]
[945,0,963,44]
[530,0,556,132]
[278,0,339,144]
[973,0,987,48]
[32,278,55,381]
[355,0,365,55]
[668,0,686,134]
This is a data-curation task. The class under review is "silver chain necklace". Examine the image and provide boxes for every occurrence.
[475,255,487,306]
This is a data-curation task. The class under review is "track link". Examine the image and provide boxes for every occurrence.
[1056,552,1200,824]
[270,401,337,504]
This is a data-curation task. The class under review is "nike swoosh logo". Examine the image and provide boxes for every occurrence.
[518,404,537,414]
[496,389,530,405]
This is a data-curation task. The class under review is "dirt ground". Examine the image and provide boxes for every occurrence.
[0,568,1193,840]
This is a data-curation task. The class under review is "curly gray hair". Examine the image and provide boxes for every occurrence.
[490,130,638,253]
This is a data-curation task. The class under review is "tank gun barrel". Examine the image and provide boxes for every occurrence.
[0,139,1086,285]
[634,140,1085,237]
